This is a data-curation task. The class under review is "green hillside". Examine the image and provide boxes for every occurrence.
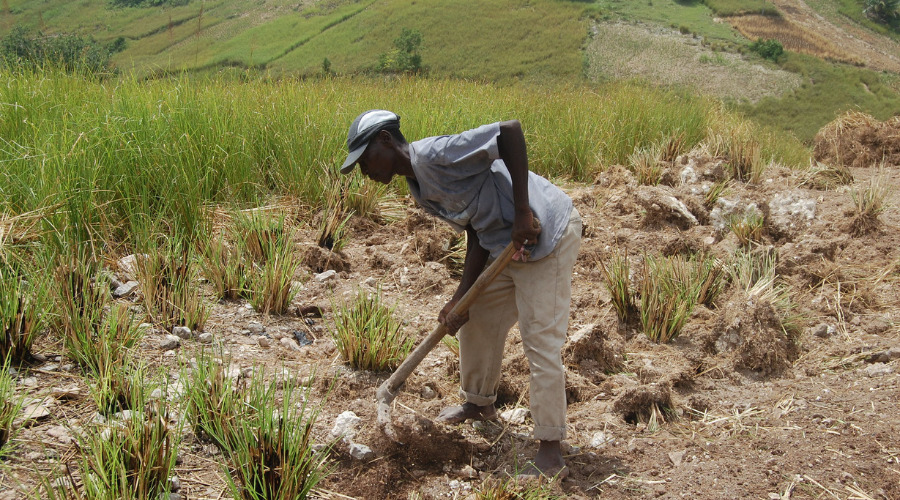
[2,0,900,141]
[1,0,589,82]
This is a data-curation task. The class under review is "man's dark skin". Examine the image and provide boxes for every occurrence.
[355,120,566,477]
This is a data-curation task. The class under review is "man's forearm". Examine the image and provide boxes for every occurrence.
[454,226,490,300]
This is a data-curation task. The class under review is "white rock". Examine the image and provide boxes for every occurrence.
[21,377,38,388]
[19,399,52,425]
[590,431,614,448]
[329,411,361,443]
[112,280,140,298]
[256,336,271,348]
[172,326,192,339]
[45,425,73,444]
[459,465,478,479]
[280,337,302,351]
[863,363,894,378]
[248,321,266,335]
[314,270,337,282]
[198,333,214,344]
[117,254,142,281]
[159,335,181,351]
[420,386,437,400]
[348,442,376,461]
[500,407,529,425]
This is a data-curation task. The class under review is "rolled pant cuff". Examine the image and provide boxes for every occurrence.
[461,390,497,407]
[533,425,566,442]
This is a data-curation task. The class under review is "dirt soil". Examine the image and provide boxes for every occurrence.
[3,144,899,499]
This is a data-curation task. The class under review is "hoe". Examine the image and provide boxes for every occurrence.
[376,240,519,442]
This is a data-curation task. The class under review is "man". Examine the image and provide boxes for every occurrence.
[340,109,581,479]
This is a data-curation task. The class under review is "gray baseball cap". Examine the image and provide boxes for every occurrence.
[340,110,401,174]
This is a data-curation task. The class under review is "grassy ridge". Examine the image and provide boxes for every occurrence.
[2,0,590,82]
[0,69,808,243]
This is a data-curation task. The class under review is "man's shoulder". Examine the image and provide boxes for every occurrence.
[412,123,500,164]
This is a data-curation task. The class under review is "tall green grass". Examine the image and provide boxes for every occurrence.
[0,68,809,247]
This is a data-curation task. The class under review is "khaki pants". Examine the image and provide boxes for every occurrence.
[457,208,581,442]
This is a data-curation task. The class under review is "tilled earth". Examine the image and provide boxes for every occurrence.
[3,145,899,499]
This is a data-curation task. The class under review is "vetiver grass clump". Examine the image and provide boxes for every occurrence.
[0,254,49,364]
[728,248,803,338]
[332,287,413,372]
[600,252,727,343]
[182,349,330,499]
[137,237,208,332]
[0,361,23,456]
[235,211,302,315]
[850,175,889,236]
[75,388,181,499]
[53,250,142,377]
[223,370,330,500]
[182,349,245,452]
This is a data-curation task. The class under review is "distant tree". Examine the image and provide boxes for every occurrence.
[377,28,423,74]
[322,57,332,75]
[864,0,900,25]
[749,38,784,62]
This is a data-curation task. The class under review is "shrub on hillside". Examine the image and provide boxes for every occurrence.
[864,0,900,26]
[749,38,783,62]
[0,27,111,73]
[377,28,424,74]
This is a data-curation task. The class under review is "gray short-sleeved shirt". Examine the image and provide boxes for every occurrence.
[406,122,573,261]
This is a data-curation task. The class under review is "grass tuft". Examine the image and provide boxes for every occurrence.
[704,178,733,210]
[331,287,413,372]
[182,348,245,452]
[728,248,803,338]
[598,250,638,325]
[78,397,181,500]
[474,475,560,499]
[0,259,49,364]
[200,230,247,301]
[800,161,853,190]
[243,215,302,315]
[726,212,766,246]
[137,237,208,332]
[639,255,700,343]
[223,370,330,500]
[600,252,726,342]
[628,146,664,186]
[0,361,23,456]
[850,174,889,236]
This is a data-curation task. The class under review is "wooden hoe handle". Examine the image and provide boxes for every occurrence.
[376,241,518,413]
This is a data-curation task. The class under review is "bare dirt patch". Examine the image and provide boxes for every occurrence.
[3,148,899,499]
[585,21,802,103]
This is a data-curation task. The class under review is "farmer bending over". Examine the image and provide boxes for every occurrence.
[339,110,581,479]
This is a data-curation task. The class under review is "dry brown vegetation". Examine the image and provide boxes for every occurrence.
[729,14,860,64]
[814,111,900,169]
